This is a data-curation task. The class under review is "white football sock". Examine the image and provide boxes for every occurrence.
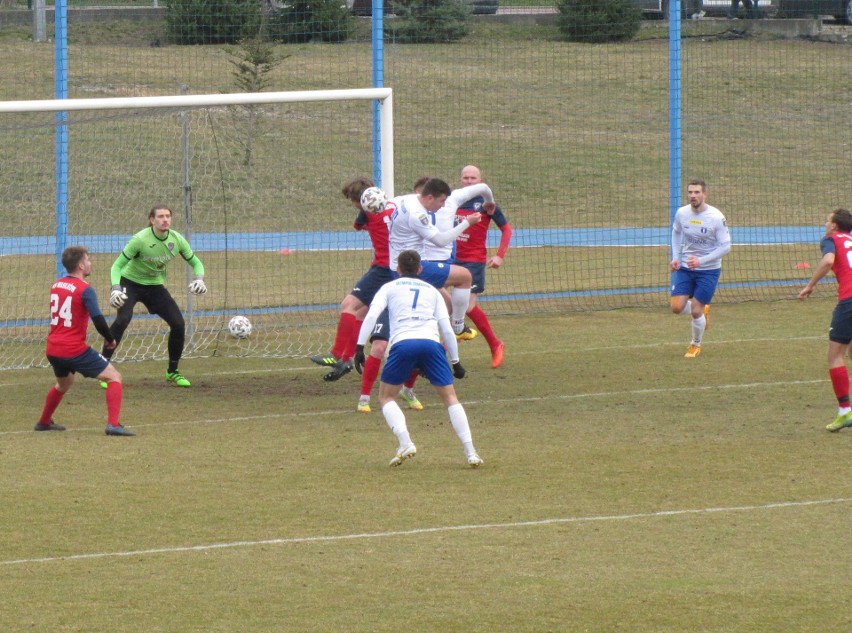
[382,401,411,447]
[447,403,473,451]
[691,314,706,345]
[679,299,692,316]
[451,288,471,332]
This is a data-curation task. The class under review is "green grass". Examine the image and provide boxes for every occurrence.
[2,300,851,631]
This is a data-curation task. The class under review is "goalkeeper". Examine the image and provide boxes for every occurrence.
[102,205,207,387]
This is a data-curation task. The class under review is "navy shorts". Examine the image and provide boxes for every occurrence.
[454,261,486,294]
[829,299,852,345]
[381,339,453,387]
[369,308,391,343]
[671,268,721,305]
[351,265,396,306]
[47,347,109,379]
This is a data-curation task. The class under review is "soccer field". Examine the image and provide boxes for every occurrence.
[1,299,850,632]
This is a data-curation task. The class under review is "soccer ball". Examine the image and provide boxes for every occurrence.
[360,186,388,214]
[228,315,252,339]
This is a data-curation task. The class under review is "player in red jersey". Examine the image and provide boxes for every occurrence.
[453,165,513,368]
[308,178,421,407]
[799,208,852,432]
[38,246,134,436]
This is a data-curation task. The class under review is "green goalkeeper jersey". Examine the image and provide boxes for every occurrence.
[111,226,204,286]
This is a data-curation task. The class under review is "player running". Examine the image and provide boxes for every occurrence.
[669,179,732,358]
[38,246,134,436]
[102,205,207,387]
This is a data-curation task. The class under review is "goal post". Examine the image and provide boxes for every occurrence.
[0,88,394,370]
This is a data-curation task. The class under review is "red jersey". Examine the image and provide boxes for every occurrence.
[355,207,392,267]
[46,276,97,357]
[827,233,852,301]
[455,199,510,263]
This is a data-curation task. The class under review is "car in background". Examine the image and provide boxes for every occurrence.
[631,0,706,18]
[775,0,851,22]
[350,0,500,16]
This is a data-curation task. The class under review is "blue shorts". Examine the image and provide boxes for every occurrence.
[381,339,453,387]
[417,261,451,289]
[454,261,486,294]
[671,268,721,305]
[351,265,396,306]
[369,308,391,343]
[47,347,109,379]
[829,299,852,345]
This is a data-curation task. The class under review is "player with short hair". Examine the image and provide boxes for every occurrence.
[38,246,134,436]
[453,164,513,368]
[102,205,207,387]
[387,177,486,336]
[798,208,852,432]
[354,249,482,468]
[310,177,424,411]
[669,179,732,358]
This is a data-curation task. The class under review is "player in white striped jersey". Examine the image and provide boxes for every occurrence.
[670,179,732,358]
[355,250,482,468]
[387,178,488,335]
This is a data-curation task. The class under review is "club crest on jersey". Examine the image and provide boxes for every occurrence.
[473,202,482,211]
[167,242,175,251]
[419,215,430,226]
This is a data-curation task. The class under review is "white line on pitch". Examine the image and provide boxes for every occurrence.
[0,377,828,437]
[3,497,849,567]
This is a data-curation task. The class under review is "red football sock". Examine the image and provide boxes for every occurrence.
[467,305,500,350]
[361,355,381,397]
[404,371,418,389]
[105,381,123,426]
[342,319,363,362]
[39,386,64,424]
[331,313,358,360]
[829,366,850,407]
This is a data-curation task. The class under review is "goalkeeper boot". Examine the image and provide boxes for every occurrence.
[826,411,852,432]
[399,387,424,411]
[105,424,135,437]
[310,354,340,367]
[34,420,66,431]
[389,443,416,467]
[467,452,483,468]
[357,397,372,414]
[456,327,478,341]
[166,371,191,387]
[323,360,353,382]
[684,344,701,358]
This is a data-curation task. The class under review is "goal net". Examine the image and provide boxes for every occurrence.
[0,89,393,370]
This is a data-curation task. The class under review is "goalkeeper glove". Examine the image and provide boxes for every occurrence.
[109,285,127,309]
[353,345,366,375]
[188,278,207,295]
[452,361,466,379]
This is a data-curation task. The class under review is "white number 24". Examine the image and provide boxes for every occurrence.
[50,293,73,327]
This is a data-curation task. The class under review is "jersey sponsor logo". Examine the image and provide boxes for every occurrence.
[689,220,702,225]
